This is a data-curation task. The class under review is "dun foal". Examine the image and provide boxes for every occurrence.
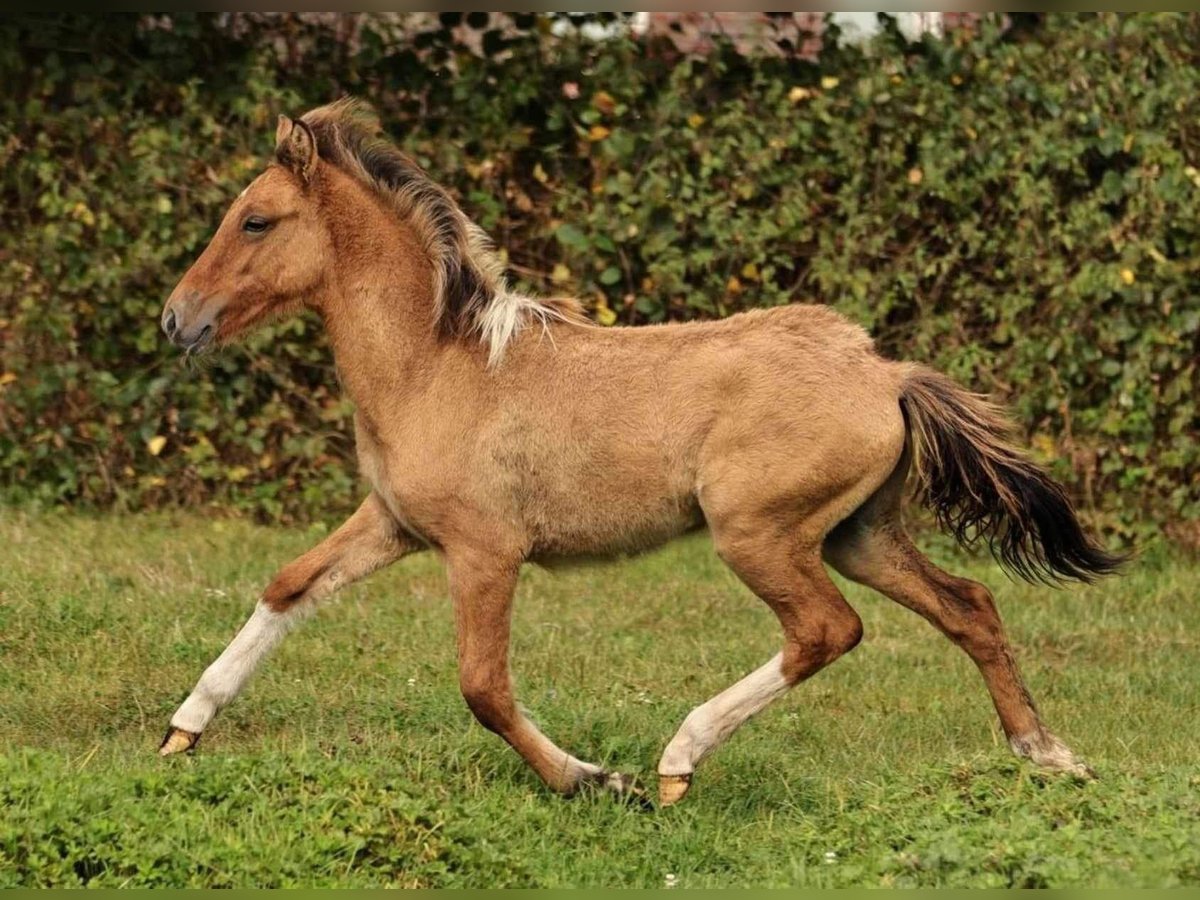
[160,100,1122,806]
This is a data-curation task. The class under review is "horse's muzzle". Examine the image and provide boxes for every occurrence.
[162,289,218,353]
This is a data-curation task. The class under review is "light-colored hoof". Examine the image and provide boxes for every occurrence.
[1011,732,1096,780]
[578,770,652,809]
[602,772,653,809]
[159,726,200,756]
[658,773,692,807]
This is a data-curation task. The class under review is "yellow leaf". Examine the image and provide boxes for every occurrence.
[259,453,274,469]
[147,435,167,456]
[726,276,743,295]
[551,263,572,285]
[229,466,251,483]
[964,125,978,141]
[1123,133,1134,153]
[532,163,549,184]
[741,262,760,281]
[72,202,96,226]
[687,113,705,129]
[595,303,617,326]
[0,371,16,386]
[820,76,839,90]
[587,125,611,142]
[950,74,964,86]
[1120,268,1135,285]
[592,90,616,115]
[1031,433,1057,459]
[788,86,812,103]
[907,167,924,185]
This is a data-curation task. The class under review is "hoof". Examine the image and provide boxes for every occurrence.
[159,726,200,756]
[658,772,692,807]
[1011,732,1096,780]
[605,772,654,810]
[580,770,654,810]
[1051,757,1097,780]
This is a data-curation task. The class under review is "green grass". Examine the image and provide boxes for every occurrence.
[0,510,1196,888]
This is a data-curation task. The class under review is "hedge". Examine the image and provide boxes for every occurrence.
[1,13,1197,541]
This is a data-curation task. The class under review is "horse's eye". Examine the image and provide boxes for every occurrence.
[243,216,270,234]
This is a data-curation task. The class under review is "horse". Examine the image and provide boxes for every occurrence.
[158,98,1122,806]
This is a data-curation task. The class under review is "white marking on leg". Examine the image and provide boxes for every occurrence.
[1010,731,1095,777]
[170,601,298,734]
[512,704,604,792]
[555,746,604,790]
[658,651,791,777]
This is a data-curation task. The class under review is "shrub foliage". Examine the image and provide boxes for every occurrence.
[1,13,1196,535]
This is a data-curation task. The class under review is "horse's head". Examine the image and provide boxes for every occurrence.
[162,116,331,353]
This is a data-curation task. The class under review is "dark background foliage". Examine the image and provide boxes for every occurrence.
[0,13,1196,541]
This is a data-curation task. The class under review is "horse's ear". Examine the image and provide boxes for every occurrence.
[274,114,318,184]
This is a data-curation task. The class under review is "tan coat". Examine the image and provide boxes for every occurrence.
[158,100,1120,806]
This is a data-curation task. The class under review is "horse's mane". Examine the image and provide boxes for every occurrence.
[291,98,583,365]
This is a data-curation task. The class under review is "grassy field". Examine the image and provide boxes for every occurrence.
[0,510,1197,888]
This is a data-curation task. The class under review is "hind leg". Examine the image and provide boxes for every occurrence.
[657,524,864,805]
[824,468,1093,777]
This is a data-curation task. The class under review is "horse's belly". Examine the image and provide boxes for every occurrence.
[526,487,704,561]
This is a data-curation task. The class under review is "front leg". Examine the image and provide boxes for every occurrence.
[160,492,419,754]
[448,549,646,803]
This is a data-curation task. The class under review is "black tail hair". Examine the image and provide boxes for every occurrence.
[900,367,1126,584]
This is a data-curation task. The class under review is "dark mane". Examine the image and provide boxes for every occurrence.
[284,99,584,364]
[286,98,502,340]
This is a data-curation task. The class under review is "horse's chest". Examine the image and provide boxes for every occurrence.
[355,426,441,544]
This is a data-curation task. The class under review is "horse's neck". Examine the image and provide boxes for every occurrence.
[318,227,442,414]
[316,176,479,424]
[320,271,439,413]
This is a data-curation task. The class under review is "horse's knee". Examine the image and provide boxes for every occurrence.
[459,670,514,734]
[835,609,865,655]
[939,578,1005,650]
[783,604,863,681]
[944,579,1000,623]
[262,562,325,612]
[823,606,864,660]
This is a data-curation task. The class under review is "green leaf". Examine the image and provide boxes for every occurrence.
[554,223,590,252]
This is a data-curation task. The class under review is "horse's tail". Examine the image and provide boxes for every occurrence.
[899,366,1125,584]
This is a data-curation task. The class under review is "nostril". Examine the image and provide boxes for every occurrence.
[163,309,177,338]
[184,323,214,354]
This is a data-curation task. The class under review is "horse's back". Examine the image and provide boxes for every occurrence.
[489,302,908,556]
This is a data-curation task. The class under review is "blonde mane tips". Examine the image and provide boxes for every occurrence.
[475,292,585,367]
